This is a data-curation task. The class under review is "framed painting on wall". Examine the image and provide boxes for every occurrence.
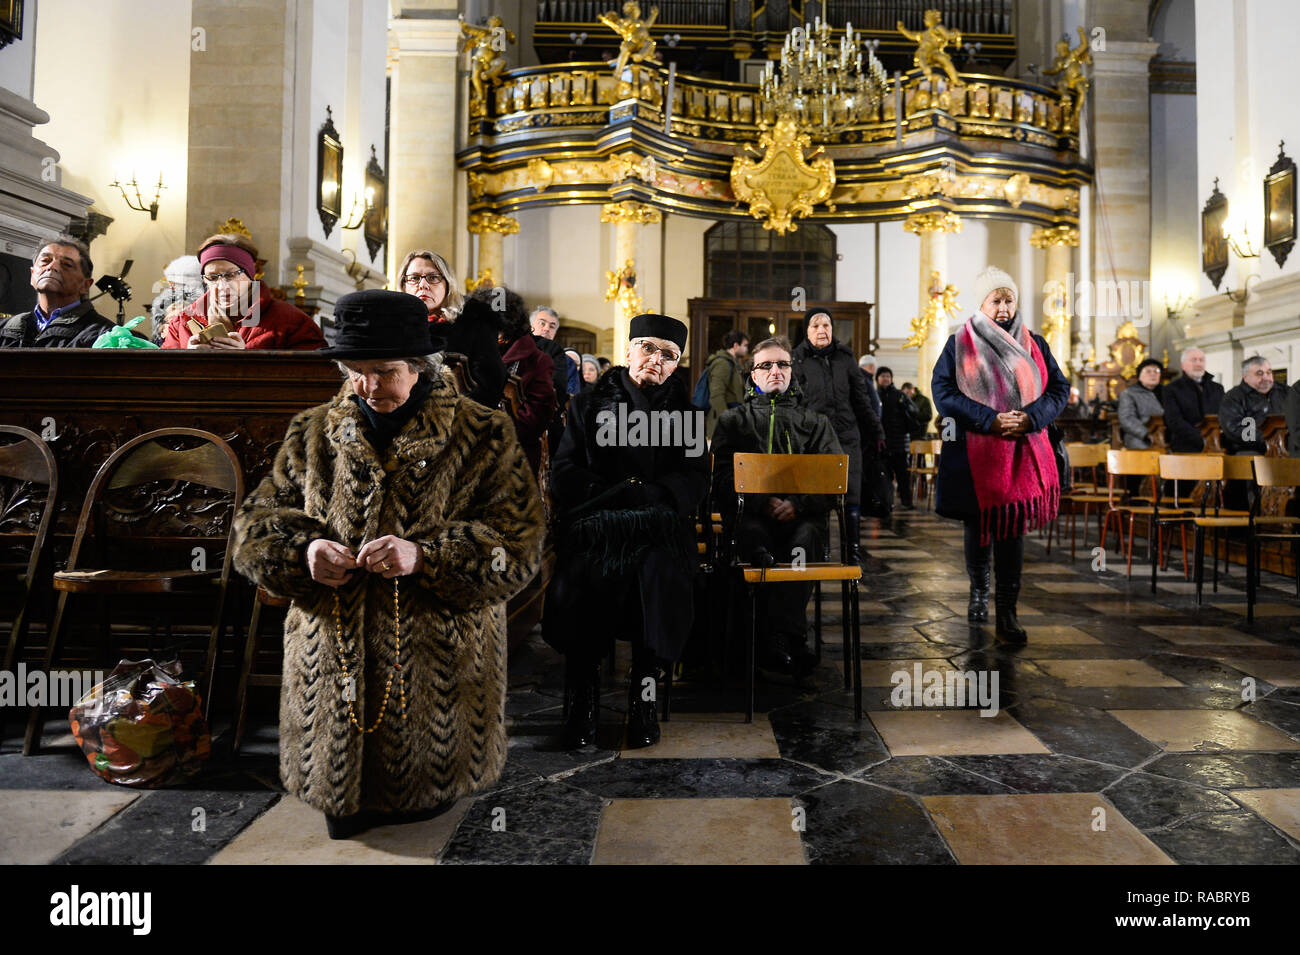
[1201,178,1228,290]
[1264,143,1295,269]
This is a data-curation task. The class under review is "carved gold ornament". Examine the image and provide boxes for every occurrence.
[1029,224,1081,248]
[467,212,520,235]
[1042,26,1092,134]
[600,201,662,225]
[904,211,962,235]
[903,269,961,349]
[219,217,253,238]
[466,268,495,292]
[460,14,516,119]
[730,116,836,235]
[1002,172,1030,208]
[1040,279,1068,340]
[604,259,644,316]
[897,9,963,89]
[1109,320,1147,380]
[527,158,554,192]
[598,1,660,77]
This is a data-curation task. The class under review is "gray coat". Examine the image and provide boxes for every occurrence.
[1117,383,1164,449]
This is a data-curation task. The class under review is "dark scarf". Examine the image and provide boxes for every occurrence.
[350,375,434,453]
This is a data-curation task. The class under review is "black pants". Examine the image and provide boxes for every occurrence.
[737,513,826,643]
[963,522,1025,589]
[884,450,912,507]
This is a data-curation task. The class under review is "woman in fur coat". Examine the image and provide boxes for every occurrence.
[232,290,545,839]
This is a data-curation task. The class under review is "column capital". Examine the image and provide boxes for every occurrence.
[1030,225,1081,248]
[904,211,962,235]
[600,200,662,225]
[1092,40,1162,75]
[467,211,519,235]
[388,16,461,57]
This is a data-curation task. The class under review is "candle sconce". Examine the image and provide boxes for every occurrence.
[108,173,165,220]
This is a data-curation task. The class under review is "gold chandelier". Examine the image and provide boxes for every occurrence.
[759,17,888,134]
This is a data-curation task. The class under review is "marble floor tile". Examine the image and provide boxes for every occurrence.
[1083,600,1179,616]
[941,754,1126,793]
[0,788,139,864]
[921,793,1173,864]
[941,600,1043,617]
[975,625,1100,645]
[441,782,605,864]
[1145,811,1300,864]
[1021,564,1086,574]
[1215,602,1300,617]
[1101,772,1240,830]
[859,658,966,688]
[1107,709,1300,752]
[858,755,1018,795]
[592,797,804,865]
[1229,787,1300,840]
[1036,659,1185,688]
[768,700,890,774]
[857,602,895,614]
[1221,659,1300,686]
[1145,752,1300,789]
[209,794,468,864]
[1140,626,1271,647]
[1033,581,1125,594]
[1005,698,1159,766]
[855,625,930,643]
[622,712,780,760]
[797,780,957,864]
[563,757,829,799]
[869,710,1049,756]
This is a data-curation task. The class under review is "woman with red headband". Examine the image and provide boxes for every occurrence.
[161,233,326,350]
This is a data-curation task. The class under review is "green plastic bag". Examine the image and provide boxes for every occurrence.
[92,316,159,349]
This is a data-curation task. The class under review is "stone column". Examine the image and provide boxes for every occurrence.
[388,16,461,286]
[467,212,518,289]
[1089,38,1160,351]
[601,201,661,360]
[904,212,962,391]
[1031,225,1080,377]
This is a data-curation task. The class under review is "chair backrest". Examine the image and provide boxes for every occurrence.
[68,428,245,571]
[0,427,59,665]
[733,453,849,495]
[1107,449,1160,476]
[1222,454,1260,481]
[1253,456,1300,488]
[1067,442,1109,468]
[909,439,941,457]
[0,426,57,487]
[1158,454,1222,482]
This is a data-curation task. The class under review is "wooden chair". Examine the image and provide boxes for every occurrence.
[731,453,862,722]
[1158,455,1228,601]
[909,439,941,509]
[0,427,59,746]
[1049,442,1110,558]
[24,428,243,755]
[231,585,289,755]
[1246,456,1300,624]
[1202,455,1258,588]
[1101,450,1182,579]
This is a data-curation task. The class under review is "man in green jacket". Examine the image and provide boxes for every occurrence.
[704,329,749,439]
[712,335,841,678]
[902,382,934,438]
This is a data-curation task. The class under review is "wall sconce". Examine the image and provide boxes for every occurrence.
[1227,215,1260,259]
[341,187,373,231]
[317,106,344,237]
[1163,288,1194,320]
[108,173,165,220]
[1225,273,1260,304]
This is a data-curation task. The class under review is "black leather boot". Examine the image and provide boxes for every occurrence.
[994,535,1027,642]
[625,649,661,749]
[964,522,991,623]
[561,655,600,749]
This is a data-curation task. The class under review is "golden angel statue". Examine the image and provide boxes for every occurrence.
[897,9,962,87]
[599,1,660,76]
[459,14,517,117]
[1043,26,1093,132]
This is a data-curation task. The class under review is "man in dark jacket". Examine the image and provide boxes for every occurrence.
[527,306,572,452]
[712,336,842,677]
[545,313,709,751]
[1162,347,1225,453]
[877,367,918,509]
[703,329,748,439]
[1220,356,1290,455]
[902,383,933,439]
[0,237,114,348]
[792,310,883,555]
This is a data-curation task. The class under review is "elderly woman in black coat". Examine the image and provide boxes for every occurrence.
[792,308,884,557]
[932,267,1069,642]
[545,314,709,750]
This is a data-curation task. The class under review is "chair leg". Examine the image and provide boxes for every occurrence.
[814,580,822,664]
[851,580,862,722]
[24,591,71,757]
[1125,514,1136,579]
[839,581,851,691]
[1212,527,1220,593]
[233,589,262,756]
[1150,522,1158,595]
[1179,523,1189,579]
[662,663,672,722]
[1246,538,1256,625]
[1194,526,1205,606]
[202,579,232,724]
[746,585,756,723]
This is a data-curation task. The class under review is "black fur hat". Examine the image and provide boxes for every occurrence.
[320,290,435,359]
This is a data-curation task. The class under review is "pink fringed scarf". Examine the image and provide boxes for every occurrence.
[955,313,1060,545]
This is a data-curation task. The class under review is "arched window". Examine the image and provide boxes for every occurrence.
[704,221,836,301]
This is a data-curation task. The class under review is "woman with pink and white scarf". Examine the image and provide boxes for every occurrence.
[931,267,1070,641]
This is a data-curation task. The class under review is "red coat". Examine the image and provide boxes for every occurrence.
[499,333,556,473]
[161,285,326,350]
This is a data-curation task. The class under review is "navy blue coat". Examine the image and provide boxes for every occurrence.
[930,330,1070,523]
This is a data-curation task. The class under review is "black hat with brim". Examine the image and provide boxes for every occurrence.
[629,313,688,350]
[320,289,437,360]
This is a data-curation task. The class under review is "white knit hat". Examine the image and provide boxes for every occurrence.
[972,266,1018,311]
[164,255,202,286]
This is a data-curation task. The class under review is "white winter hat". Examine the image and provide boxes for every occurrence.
[164,255,202,285]
[972,266,1018,310]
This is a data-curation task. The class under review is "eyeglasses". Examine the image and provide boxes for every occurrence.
[403,273,445,289]
[202,270,247,286]
[633,340,680,363]
[753,360,793,371]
